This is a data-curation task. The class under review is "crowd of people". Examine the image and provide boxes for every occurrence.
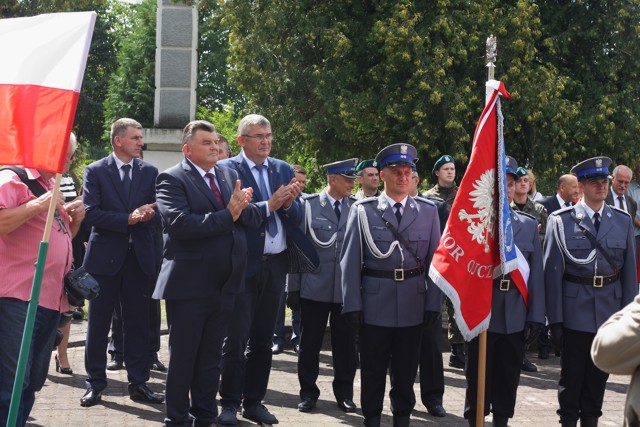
[1,113,640,427]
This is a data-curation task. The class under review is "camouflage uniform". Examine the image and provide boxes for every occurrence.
[354,188,380,200]
[510,198,548,244]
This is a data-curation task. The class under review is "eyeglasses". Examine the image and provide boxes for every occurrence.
[241,133,273,142]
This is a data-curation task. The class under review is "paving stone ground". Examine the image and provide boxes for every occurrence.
[26,318,628,426]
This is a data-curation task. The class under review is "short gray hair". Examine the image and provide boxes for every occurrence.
[110,118,142,145]
[238,114,270,136]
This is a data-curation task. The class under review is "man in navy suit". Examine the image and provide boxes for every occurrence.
[154,120,262,427]
[81,118,164,407]
[540,174,579,213]
[217,114,304,426]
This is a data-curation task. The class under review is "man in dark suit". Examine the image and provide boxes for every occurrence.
[154,120,262,427]
[81,118,163,407]
[544,156,637,427]
[605,164,638,220]
[287,158,359,415]
[217,114,304,426]
[540,174,579,213]
[341,143,443,427]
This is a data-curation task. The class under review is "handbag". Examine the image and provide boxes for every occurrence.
[64,266,100,307]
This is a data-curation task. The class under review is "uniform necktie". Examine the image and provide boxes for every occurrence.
[121,164,131,199]
[254,164,278,237]
[564,201,571,208]
[204,173,225,206]
[394,202,402,224]
[593,212,600,232]
[618,196,625,211]
[334,200,341,221]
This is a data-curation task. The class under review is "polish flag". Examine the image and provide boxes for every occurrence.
[429,80,512,341]
[0,12,96,173]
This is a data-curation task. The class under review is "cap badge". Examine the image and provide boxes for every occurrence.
[400,145,408,154]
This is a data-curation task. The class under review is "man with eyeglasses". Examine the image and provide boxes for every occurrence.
[217,114,306,426]
[544,156,637,427]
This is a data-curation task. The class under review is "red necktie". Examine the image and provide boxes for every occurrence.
[205,173,224,206]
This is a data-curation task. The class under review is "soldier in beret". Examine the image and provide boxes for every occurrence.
[425,154,465,370]
[544,156,637,427]
[341,143,442,427]
[354,159,381,199]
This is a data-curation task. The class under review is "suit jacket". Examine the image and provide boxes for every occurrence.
[287,191,354,304]
[592,293,640,427]
[218,153,304,277]
[489,209,545,334]
[606,191,638,222]
[540,194,563,213]
[153,159,262,299]
[544,202,637,333]
[340,194,443,328]
[82,155,159,277]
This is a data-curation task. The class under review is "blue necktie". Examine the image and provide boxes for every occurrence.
[394,202,402,224]
[121,164,131,200]
[334,200,341,221]
[255,164,278,237]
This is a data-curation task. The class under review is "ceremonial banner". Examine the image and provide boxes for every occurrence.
[0,12,96,173]
[428,80,512,341]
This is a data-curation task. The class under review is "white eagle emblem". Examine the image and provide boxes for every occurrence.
[458,169,495,253]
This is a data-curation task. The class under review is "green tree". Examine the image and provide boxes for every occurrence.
[221,0,578,184]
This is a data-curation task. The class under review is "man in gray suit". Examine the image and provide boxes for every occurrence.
[605,165,638,221]
[545,156,638,427]
[464,156,545,427]
[341,143,442,427]
[287,158,359,414]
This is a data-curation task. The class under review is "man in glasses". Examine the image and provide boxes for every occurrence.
[544,156,637,427]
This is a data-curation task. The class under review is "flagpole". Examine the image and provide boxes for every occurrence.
[474,34,497,427]
[7,173,62,427]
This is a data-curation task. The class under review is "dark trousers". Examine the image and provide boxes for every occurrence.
[164,294,231,427]
[84,248,151,392]
[273,292,300,347]
[219,253,288,409]
[108,298,162,364]
[359,323,422,419]
[464,331,524,420]
[419,314,445,407]
[557,328,609,422]
[298,298,357,401]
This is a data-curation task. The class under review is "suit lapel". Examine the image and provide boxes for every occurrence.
[130,159,143,205]
[215,165,232,204]
[377,195,396,226]
[182,159,219,208]
[235,155,261,201]
[106,156,128,204]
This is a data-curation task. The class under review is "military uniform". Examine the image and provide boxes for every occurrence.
[511,198,547,243]
[423,183,458,212]
[544,156,638,426]
[341,143,442,427]
[288,188,358,411]
[354,188,380,200]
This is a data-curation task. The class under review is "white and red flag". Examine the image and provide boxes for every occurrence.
[0,12,96,173]
[428,80,514,341]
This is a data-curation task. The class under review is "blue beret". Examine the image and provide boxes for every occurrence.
[571,156,612,180]
[375,143,417,169]
[322,158,359,178]
[431,155,455,178]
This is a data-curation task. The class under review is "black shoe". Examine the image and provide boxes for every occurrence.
[150,358,166,372]
[242,404,278,424]
[271,343,284,355]
[297,397,316,412]
[337,398,357,413]
[217,406,238,426]
[54,355,73,375]
[80,388,102,407]
[538,348,550,360]
[449,354,465,369]
[129,384,164,404]
[107,359,123,371]
[427,404,446,417]
[521,357,538,373]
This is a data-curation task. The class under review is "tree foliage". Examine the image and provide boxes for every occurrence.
[221,0,640,190]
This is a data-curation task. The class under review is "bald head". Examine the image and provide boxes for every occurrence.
[557,174,579,203]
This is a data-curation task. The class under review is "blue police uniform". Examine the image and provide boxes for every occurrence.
[287,158,359,413]
[340,144,442,427]
[544,156,637,427]
[464,157,545,427]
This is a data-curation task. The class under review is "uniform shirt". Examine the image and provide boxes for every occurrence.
[0,168,72,312]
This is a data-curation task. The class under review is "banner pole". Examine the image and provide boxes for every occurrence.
[7,173,62,427]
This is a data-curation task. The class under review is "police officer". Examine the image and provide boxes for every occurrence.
[464,156,545,427]
[287,158,359,414]
[354,159,381,199]
[341,144,442,427]
[544,156,637,427]
[512,166,548,372]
